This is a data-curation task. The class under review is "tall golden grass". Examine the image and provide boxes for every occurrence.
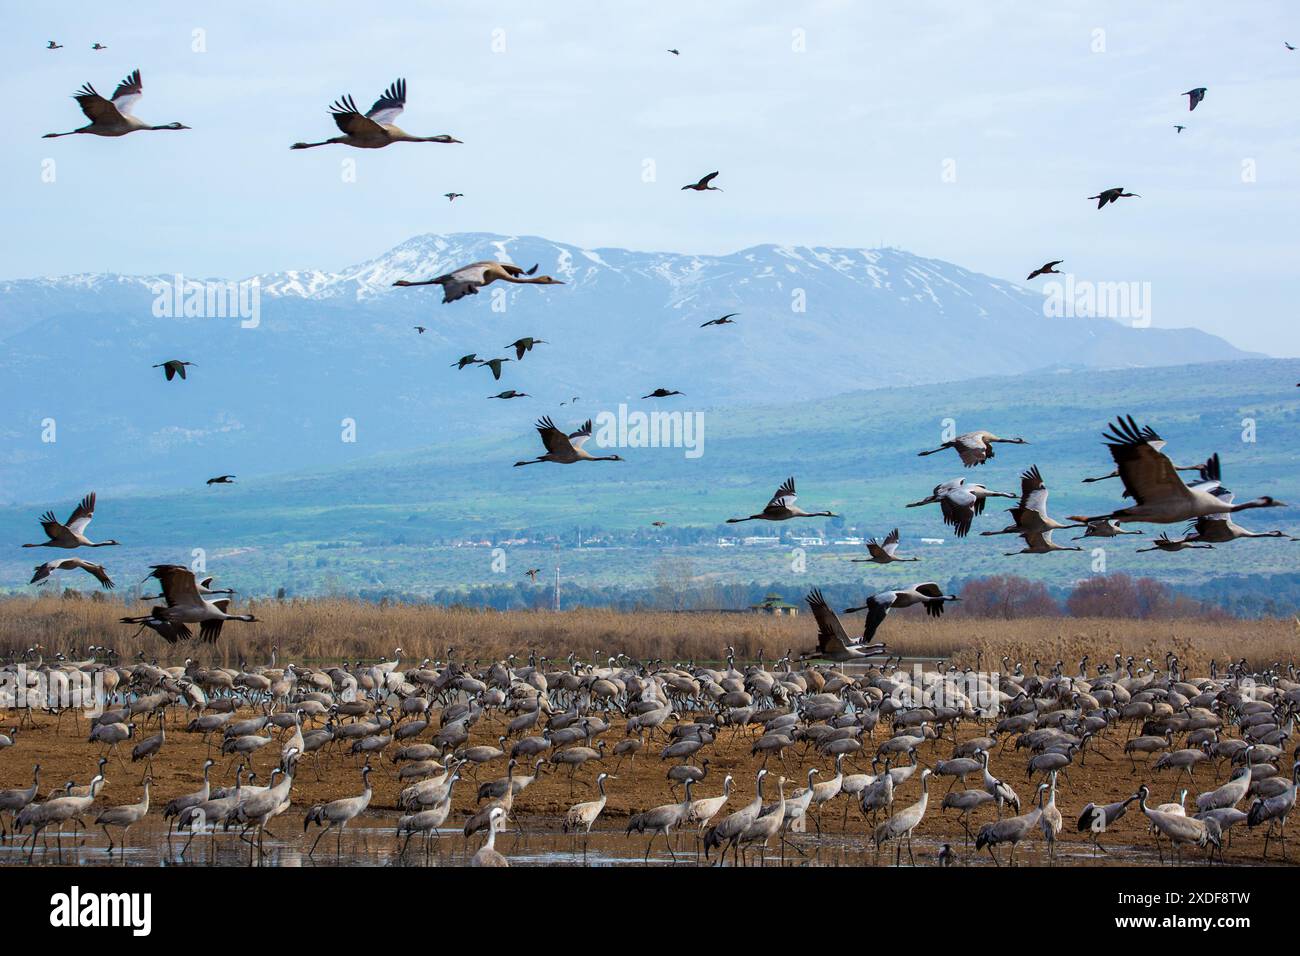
[0,596,1291,672]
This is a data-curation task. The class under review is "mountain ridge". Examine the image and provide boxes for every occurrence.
[0,232,1261,502]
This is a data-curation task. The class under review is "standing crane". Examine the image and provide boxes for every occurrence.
[303,763,372,858]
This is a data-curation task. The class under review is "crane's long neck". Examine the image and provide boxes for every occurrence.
[1231,498,1276,512]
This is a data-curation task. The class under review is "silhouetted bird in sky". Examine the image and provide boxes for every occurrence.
[489,390,529,400]
[206,475,236,485]
[451,354,479,369]
[477,357,511,380]
[154,360,195,381]
[1174,125,1186,133]
[1088,187,1139,209]
[668,49,680,55]
[642,388,684,399]
[1025,260,1063,281]
[701,312,739,327]
[682,171,722,192]
[507,337,547,360]
[1183,87,1207,111]
[444,192,463,201]
[414,326,426,334]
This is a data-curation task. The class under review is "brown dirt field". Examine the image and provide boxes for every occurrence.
[0,702,1289,866]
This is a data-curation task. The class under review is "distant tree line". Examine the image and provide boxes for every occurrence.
[54,569,1292,621]
[330,571,1284,620]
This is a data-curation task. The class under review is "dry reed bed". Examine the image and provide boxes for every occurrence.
[0,597,1292,673]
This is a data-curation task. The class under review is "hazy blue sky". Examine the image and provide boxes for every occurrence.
[7,1,1300,354]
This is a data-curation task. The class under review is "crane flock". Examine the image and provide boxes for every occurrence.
[0,646,1295,868]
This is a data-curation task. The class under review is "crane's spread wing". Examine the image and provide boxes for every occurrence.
[73,82,125,124]
[1102,416,1192,507]
[954,433,989,467]
[1186,454,1222,492]
[199,617,225,643]
[444,261,495,281]
[82,561,115,589]
[37,511,67,540]
[1019,530,1049,551]
[940,490,976,537]
[365,78,406,125]
[806,588,851,653]
[65,492,96,535]
[914,583,949,617]
[699,171,719,186]
[1017,466,1048,515]
[862,596,891,642]
[766,477,797,509]
[568,420,594,449]
[866,538,889,561]
[328,94,385,137]
[1191,514,1229,537]
[145,564,203,608]
[110,69,143,115]
[535,417,576,456]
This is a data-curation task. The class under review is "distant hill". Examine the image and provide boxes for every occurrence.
[0,232,1258,500]
[1,358,1295,599]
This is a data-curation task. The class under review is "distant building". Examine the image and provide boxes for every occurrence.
[749,593,800,616]
[741,536,781,546]
[792,536,825,547]
[920,538,944,545]
[716,537,738,547]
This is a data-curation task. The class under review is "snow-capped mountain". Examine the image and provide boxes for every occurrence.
[0,232,1253,500]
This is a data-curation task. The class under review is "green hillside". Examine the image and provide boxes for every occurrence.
[2,359,1297,600]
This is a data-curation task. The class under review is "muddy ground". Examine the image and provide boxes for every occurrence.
[0,704,1289,866]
